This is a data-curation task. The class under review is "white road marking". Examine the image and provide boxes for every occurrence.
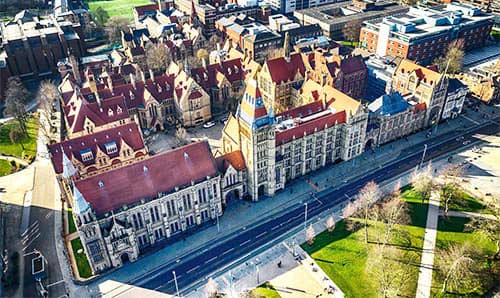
[256,231,267,239]
[45,212,52,219]
[21,221,39,238]
[186,265,200,274]
[205,256,218,264]
[22,233,40,251]
[221,248,234,256]
[271,225,280,231]
[461,115,480,125]
[240,239,251,247]
[46,280,65,288]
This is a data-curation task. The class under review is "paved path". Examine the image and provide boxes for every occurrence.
[416,190,441,298]
[439,210,496,220]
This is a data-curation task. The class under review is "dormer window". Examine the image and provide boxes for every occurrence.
[117,106,123,114]
[165,84,170,91]
[104,141,118,154]
[130,91,135,100]
[158,85,162,92]
[108,108,114,116]
[235,67,239,74]
[80,149,94,162]
[227,68,232,75]
[98,180,104,188]
[204,73,208,81]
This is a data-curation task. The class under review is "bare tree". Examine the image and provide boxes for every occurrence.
[326,215,335,233]
[366,246,415,297]
[175,125,189,146]
[146,43,172,73]
[37,80,59,139]
[433,40,465,75]
[205,277,218,298]
[441,166,463,216]
[342,20,362,46]
[342,200,358,219]
[105,16,129,44]
[410,162,433,203]
[466,199,500,259]
[196,48,209,63]
[206,34,223,51]
[436,243,481,294]
[306,224,315,245]
[378,193,410,247]
[4,76,30,134]
[9,127,25,150]
[358,181,381,244]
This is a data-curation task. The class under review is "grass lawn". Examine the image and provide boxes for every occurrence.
[70,238,93,278]
[0,159,13,176]
[339,41,360,47]
[251,284,281,298]
[302,188,428,297]
[86,0,153,20]
[68,209,77,234]
[432,216,497,297]
[444,189,492,214]
[0,116,38,161]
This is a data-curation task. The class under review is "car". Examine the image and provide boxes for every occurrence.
[203,121,216,129]
[463,140,471,145]
[219,115,229,124]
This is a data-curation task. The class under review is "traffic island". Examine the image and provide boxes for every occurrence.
[69,237,93,279]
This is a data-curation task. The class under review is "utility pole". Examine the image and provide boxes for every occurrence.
[420,144,428,168]
[256,264,259,284]
[172,270,180,298]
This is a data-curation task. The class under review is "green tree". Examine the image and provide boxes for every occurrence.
[146,43,172,73]
[4,76,30,133]
[9,126,25,150]
[94,6,110,27]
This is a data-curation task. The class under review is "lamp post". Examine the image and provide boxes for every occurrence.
[420,144,428,169]
[172,270,180,298]
[304,202,308,231]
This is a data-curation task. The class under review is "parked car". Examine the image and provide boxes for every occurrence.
[220,115,229,124]
[203,121,216,129]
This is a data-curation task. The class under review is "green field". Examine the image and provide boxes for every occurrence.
[0,159,13,176]
[432,216,497,297]
[251,284,281,298]
[444,189,492,214]
[71,238,92,278]
[86,0,153,20]
[0,116,38,161]
[302,189,428,297]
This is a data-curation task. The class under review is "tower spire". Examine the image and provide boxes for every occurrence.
[283,31,291,62]
[62,147,78,179]
[73,184,91,215]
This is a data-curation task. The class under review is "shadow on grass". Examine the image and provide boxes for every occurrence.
[437,216,470,233]
[302,220,362,255]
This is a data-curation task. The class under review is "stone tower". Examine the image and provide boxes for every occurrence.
[236,75,276,200]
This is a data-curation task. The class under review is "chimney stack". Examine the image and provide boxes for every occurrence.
[149,69,155,81]
[130,73,136,89]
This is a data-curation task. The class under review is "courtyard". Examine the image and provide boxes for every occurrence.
[85,0,152,20]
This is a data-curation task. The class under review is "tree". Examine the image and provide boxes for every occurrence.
[410,162,433,203]
[342,20,362,46]
[433,40,464,74]
[436,243,481,294]
[206,34,223,51]
[146,43,172,73]
[4,76,30,134]
[343,200,359,219]
[306,224,315,245]
[326,215,335,233]
[175,125,189,146]
[37,80,59,141]
[466,199,500,259]
[204,277,218,298]
[9,127,25,150]
[441,166,463,216]
[358,181,381,244]
[93,6,110,27]
[196,48,209,64]
[377,191,410,247]
[366,246,415,297]
[105,16,129,44]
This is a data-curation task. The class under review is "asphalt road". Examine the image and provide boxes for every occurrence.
[133,120,499,295]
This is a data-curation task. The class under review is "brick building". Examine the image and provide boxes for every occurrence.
[360,3,494,64]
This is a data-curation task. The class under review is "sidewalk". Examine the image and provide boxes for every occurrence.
[416,190,441,298]
[439,210,496,220]
[90,112,493,293]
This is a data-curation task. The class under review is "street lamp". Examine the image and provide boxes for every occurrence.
[256,264,259,284]
[420,144,428,168]
[172,270,180,298]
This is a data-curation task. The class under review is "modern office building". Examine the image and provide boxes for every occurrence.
[360,3,494,64]
[294,0,409,39]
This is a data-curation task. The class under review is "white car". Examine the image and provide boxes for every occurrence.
[203,121,216,129]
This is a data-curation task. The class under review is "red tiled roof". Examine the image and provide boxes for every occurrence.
[48,123,145,174]
[276,100,324,120]
[134,3,159,16]
[67,95,130,134]
[340,55,366,74]
[275,111,346,145]
[75,141,218,215]
[215,150,246,173]
[191,58,244,91]
[414,102,426,114]
[266,53,305,84]
[188,90,203,99]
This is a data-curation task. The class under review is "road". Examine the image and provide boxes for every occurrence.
[133,119,499,295]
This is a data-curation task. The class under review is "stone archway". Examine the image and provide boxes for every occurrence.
[155,124,162,131]
[120,253,130,265]
[365,139,375,152]
[258,185,265,197]
[427,106,441,127]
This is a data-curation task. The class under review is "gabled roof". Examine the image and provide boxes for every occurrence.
[190,59,244,91]
[133,3,159,17]
[215,150,246,174]
[238,76,273,129]
[48,123,145,174]
[395,59,442,86]
[368,92,410,116]
[276,100,323,120]
[74,141,218,215]
[265,53,306,84]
